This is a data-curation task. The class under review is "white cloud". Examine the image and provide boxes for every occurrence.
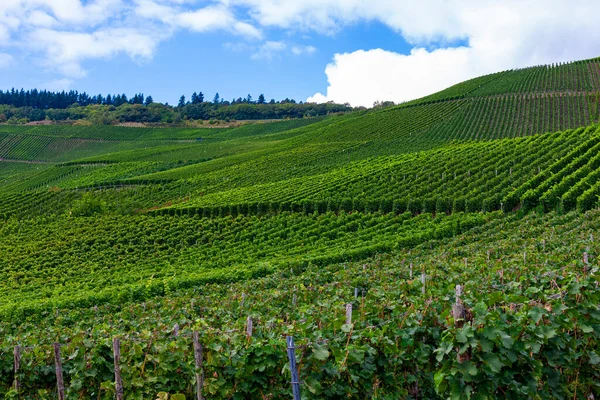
[177,6,233,31]
[300,0,600,106]
[250,41,318,60]
[0,25,10,42]
[233,21,262,40]
[176,5,262,39]
[27,0,124,25]
[224,0,464,40]
[251,41,287,60]
[29,28,160,78]
[308,47,473,107]
[0,53,13,69]
[134,0,176,21]
[0,0,599,104]
[292,45,316,56]
[0,0,263,81]
[27,11,58,27]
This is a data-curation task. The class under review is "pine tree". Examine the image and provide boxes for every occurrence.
[178,95,186,108]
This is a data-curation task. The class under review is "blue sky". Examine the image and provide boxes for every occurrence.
[0,1,599,107]
[0,18,414,105]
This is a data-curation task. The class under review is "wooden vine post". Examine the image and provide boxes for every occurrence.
[346,303,353,325]
[193,331,205,400]
[421,273,426,295]
[293,286,297,307]
[53,343,65,400]
[13,345,20,393]
[113,338,124,400]
[246,316,253,339]
[286,336,301,400]
[451,285,469,363]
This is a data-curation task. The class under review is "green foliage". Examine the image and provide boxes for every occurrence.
[0,210,599,398]
[2,55,600,399]
[69,192,106,216]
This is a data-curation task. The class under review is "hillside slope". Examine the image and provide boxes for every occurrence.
[1,57,600,399]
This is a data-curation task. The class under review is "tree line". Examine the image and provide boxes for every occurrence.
[0,89,356,124]
[0,88,151,109]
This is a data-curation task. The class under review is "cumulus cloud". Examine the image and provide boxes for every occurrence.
[29,28,160,78]
[308,47,473,107]
[27,11,58,27]
[1,0,599,104]
[224,0,466,40]
[0,0,263,81]
[177,5,262,38]
[296,0,600,106]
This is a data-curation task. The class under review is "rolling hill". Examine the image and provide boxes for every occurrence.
[1,57,600,399]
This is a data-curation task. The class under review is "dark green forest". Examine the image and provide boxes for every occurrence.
[0,88,355,124]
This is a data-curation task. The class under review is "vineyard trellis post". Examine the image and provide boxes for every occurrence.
[13,345,20,393]
[53,343,65,400]
[113,338,124,400]
[346,303,353,325]
[452,285,467,363]
[421,273,426,295]
[246,316,253,338]
[193,331,205,400]
[286,336,301,400]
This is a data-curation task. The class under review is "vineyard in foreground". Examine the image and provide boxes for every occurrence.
[0,210,598,398]
[1,57,600,399]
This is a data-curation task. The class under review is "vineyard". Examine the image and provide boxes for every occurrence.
[0,210,598,398]
[1,56,600,399]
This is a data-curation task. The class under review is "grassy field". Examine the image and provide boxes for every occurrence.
[1,57,600,399]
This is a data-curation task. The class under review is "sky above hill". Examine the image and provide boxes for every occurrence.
[0,0,599,107]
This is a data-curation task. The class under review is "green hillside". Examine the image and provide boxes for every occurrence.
[1,57,600,399]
